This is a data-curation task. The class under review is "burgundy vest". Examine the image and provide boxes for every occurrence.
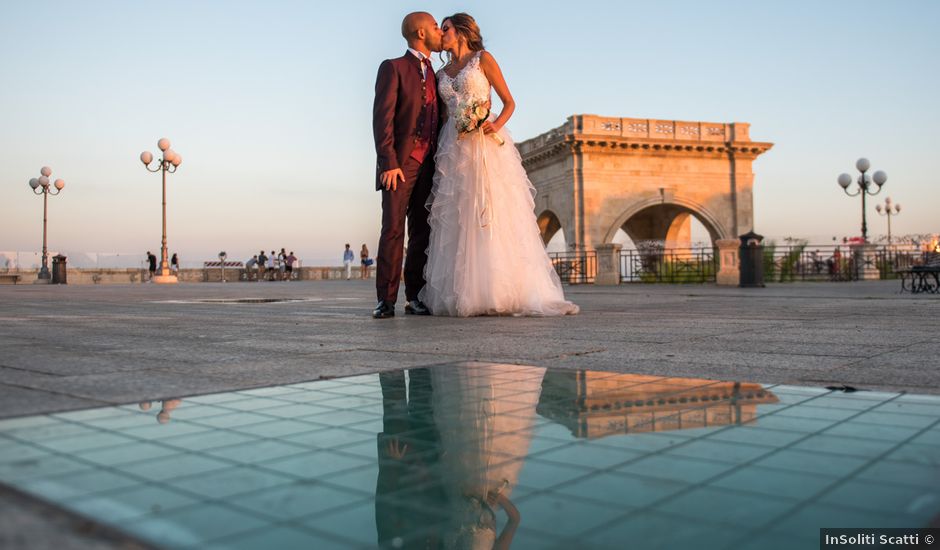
[410,60,438,163]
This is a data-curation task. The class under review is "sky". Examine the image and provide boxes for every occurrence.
[1,0,938,267]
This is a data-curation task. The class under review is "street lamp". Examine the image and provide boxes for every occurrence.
[218,251,227,283]
[28,166,65,283]
[140,138,182,284]
[875,197,901,245]
[837,158,887,243]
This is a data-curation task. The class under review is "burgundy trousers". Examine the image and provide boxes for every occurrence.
[376,156,433,304]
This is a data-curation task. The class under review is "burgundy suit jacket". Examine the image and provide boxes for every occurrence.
[372,52,444,190]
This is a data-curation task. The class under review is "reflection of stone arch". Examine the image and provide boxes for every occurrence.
[537,210,562,246]
[603,196,728,246]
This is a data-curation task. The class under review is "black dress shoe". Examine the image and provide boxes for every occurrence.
[404,300,431,316]
[372,301,395,319]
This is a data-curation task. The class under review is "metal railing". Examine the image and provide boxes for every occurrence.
[761,244,927,282]
[548,251,597,284]
[620,247,717,283]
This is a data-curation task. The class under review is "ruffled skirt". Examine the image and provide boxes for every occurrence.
[419,120,579,317]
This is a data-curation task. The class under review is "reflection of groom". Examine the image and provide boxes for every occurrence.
[371,12,443,319]
[376,369,445,548]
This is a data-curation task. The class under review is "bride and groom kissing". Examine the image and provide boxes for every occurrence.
[372,11,578,319]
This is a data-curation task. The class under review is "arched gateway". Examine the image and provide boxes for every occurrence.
[518,115,773,252]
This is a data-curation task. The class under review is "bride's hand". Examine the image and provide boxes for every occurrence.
[479,120,501,135]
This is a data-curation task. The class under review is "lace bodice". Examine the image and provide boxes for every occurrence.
[437,51,490,118]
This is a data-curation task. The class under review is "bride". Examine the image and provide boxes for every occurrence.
[419,13,579,318]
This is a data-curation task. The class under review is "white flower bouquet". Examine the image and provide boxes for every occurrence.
[456,99,504,146]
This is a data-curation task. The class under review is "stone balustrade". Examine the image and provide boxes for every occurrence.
[0,267,375,285]
[518,114,768,159]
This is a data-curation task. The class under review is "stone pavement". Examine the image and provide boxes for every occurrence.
[1,279,937,421]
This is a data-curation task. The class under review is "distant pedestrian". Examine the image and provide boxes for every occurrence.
[258,250,268,281]
[360,244,371,279]
[146,251,157,281]
[267,251,277,281]
[831,247,842,281]
[245,255,258,281]
[286,251,297,281]
[343,244,355,280]
[170,253,179,274]
[278,248,287,281]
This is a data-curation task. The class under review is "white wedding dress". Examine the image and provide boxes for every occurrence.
[419,52,579,317]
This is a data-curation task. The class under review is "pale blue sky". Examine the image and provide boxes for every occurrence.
[2,0,937,266]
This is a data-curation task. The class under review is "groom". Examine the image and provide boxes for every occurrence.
[371,11,443,319]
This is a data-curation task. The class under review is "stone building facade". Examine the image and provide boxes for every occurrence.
[517,115,773,252]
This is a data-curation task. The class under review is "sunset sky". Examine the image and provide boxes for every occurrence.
[2,0,937,267]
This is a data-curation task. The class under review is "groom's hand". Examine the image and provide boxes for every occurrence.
[381,168,405,191]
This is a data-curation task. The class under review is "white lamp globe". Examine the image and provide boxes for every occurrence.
[171,155,181,167]
[872,170,887,185]
[837,173,852,189]
[140,151,153,165]
[856,158,871,172]
[29,178,40,189]
[40,166,52,177]
[54,179,65,190]
[164,150,176,163]
[38,176,50,187]
[876,204,883,213]
[158,138,171,151]
[895,204,902,212]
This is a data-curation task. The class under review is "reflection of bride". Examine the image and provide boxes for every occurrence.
[431,364,546,549]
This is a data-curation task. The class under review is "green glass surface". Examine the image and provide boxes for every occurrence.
[0,364,937,550]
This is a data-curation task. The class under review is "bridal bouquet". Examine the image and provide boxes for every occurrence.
[456,99,505,146]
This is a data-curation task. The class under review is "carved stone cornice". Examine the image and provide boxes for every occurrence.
[518,114,774,170]
[521,134,774,170]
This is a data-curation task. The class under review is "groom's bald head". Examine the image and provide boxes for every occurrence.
[400,11,442,53]
[401,11,433,40]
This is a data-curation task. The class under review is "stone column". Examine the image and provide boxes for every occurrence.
[594,243,622,285]
[716,239,740,286]
[851,243,881,281]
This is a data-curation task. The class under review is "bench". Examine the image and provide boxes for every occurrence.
[899,253,940,294]
[0,273,22,285]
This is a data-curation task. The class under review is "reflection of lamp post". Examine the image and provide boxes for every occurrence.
[28,167,65,283]
[875,197,901,245]
[140,138,182,284]
[218,251,227,283]
[837,158,887,243]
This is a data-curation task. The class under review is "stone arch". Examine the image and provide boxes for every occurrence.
[665,212,692,248]
[537,210,563,246]
[603,196,728,246]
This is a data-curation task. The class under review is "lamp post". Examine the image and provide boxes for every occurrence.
[875,197,901,245]
[837,158,887,243]
[140,138,182,284]
[218,251,227,283]
[28,167,65,283]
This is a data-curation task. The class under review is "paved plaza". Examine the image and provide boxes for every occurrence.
[0,280,937,549]
[0,280,937,420]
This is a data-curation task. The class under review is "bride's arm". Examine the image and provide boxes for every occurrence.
[479,51,515,134]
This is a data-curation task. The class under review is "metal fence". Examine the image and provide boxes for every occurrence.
[620,247,717,283]
[761,244,926,282]
[548,251,597,284]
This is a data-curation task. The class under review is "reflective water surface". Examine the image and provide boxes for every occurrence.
[1,363,938,549]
